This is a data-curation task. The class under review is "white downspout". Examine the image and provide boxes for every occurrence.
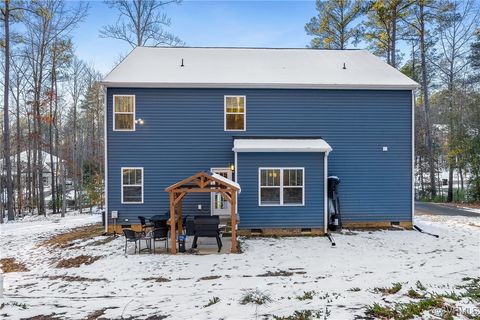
[411,90,415,224]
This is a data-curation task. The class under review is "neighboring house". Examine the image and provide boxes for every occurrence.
[101,47,418,235]
[0,151,62,188]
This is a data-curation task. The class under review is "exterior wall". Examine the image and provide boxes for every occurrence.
[236,152,324,229]
[106,88,412,226]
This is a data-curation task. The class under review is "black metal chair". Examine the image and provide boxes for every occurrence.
[191,216,222,252]
[123,228,142,254]
[151,223,169,253]
[138,216,153,234]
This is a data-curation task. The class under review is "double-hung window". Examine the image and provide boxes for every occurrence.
[259,168,304,206]
[113,95,135,131]
[224,95,246,131]
[121,167,143,204]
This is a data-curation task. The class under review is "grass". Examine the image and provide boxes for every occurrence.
[348,287,361,292]
[296,291,315,301]
[0,258,29,273]
[407,288,424,299]
[257,270,294,277]
[240,289,272,305]
[39,223,105,248]
[56,255,101,268]
[272,309,325,320]
[458,277,480,302]
[204,297,220,308]
[48,275,106,282]
[367,296,446,320]
[416,281,427,291]
[197,275,221,281]
[374,282,402,295]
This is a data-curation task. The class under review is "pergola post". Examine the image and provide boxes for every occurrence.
[169,192,176,254]
[231,190,237,253]
[178,199,183,235]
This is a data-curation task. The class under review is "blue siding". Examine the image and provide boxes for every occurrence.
[106,88,412,226]
[237,152,324,229]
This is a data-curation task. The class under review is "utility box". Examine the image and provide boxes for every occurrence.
[111,210,118,219]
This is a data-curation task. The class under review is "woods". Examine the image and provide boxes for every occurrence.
[306,0,480,203]
[1,0,479,222]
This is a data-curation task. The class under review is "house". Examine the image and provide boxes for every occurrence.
[101,47,418,236]
[0,151,62,188]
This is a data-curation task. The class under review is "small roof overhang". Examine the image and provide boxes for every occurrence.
[233,138,332,153]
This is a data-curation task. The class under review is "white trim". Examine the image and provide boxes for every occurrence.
[121,167,144,204]
[104,87,108,233]
[411,90,415,222]
[113,94,136,131]
[101,82,419,91]
[224,95,246,132]
[324,154,328,233]
[233,139,332,153]
[210,168,233,216]
[258,167,305,207]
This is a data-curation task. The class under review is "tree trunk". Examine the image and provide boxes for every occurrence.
[3,0,14,221]
[49,53,56,215]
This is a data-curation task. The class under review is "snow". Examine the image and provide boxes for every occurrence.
[211,172,241,193]
[1,213,479,319]
[102,47,419,90]
[233,138,332,153]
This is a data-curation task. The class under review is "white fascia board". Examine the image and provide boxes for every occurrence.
[233,139,332,153]
[100,81,419,90]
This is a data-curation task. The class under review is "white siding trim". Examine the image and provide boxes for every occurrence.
[113,94,136,131]
[121,167,144,204]
[411,90,415,222]
[324,154,328,233]
[104,87,108,233]
[224,95,246,132]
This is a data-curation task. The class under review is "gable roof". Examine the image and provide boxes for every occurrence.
[102,47,419,90]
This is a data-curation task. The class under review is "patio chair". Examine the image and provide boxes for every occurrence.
[123,228,143,254]
[191,216,222,252]
[151,224,169,253]
[138,216,153,234]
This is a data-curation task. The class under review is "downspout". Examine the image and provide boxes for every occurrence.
[103,86,109,233]
[323,151,329,234]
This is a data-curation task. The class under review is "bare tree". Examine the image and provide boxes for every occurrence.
[100,0,184,47]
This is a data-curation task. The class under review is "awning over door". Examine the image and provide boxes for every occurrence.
[232,138,332,153]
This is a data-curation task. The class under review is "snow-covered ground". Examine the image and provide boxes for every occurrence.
[1,213,479,319]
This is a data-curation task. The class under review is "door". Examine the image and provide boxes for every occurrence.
[211,168,232,215]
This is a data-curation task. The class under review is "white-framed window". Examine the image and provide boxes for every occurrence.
[259,168,304,206]
[121,167,143,204]
[113,95,135,131]
[224,95,246,131]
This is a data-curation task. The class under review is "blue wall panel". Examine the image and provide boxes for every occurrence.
[106,88,412,226]
[237,152,324,229]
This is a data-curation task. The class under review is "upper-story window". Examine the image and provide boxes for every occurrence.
[121,167,143,204]
[224,95,246,131]
[114,95,135,131]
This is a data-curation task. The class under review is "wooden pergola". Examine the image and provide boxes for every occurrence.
[164,171,240,254]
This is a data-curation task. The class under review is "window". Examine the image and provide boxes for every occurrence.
[259,168,304,206]
[224,95,246,131]
[121,167,143,204]
[114,95,135,131]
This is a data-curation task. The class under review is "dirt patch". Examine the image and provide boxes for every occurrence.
[197,275,222,281]
[88,236,115,246]
[0,258,29,273]
[47,275,107,282]
[21,314,63,320]
[257,270,294,277]
[56,255,101,268]
[143,276,171,283]
[39,224,104,248]
[85,307,118,320]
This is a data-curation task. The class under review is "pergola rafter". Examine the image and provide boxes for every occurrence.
[165,171,240,254]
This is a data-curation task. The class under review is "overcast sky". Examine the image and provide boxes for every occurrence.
[73,0,322,75]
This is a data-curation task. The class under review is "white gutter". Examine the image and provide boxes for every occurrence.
[100,82,420,91]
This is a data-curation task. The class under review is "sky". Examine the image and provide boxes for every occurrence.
[72,0,320,75]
